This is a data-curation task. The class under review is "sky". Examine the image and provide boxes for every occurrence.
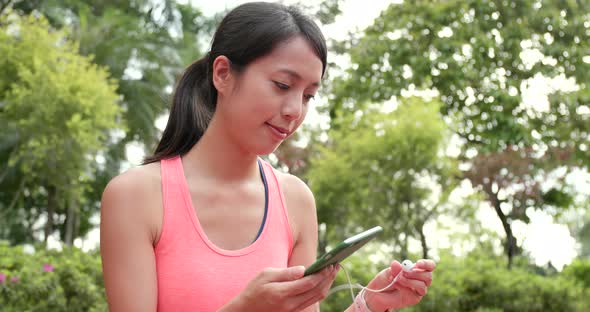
[60,0,586,271]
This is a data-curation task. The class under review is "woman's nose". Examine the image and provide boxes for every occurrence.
[281,94,303,120]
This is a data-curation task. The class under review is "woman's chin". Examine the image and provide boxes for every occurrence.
[254,142,283,156]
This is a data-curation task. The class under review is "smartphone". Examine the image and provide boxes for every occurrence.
[303,226,383,276]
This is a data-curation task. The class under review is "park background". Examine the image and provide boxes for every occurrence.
[0,0,589,310]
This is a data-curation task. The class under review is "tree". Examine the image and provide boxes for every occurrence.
[0,13,121,245]
[307,98,456,258]
[0,0,214,245]
[329,0,589,268]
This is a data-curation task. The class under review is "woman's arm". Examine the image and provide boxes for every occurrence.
[280,171,436,312]
[100,169,160,312]
[281,172,331,312]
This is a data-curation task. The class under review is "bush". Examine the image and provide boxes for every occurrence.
[1,241,588,311]
[409,251,590,312]
[0,241,107,311]
[320,249,590,312]
[562,259,590,289]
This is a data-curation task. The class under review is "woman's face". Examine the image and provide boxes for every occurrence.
[213,35,323,155]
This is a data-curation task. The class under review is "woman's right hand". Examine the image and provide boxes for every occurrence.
[220,265,339,312]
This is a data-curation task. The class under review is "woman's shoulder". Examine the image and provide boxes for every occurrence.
[274,170,315,208]
[103,162,161,198]
[101,162,163,244]
[274,169,317,241]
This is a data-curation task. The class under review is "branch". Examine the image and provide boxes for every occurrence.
[0,178,24,220]
[0,0,13,16]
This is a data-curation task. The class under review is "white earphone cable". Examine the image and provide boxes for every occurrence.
[327,263,401,301]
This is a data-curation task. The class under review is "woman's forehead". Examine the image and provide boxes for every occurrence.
[252,36,323,84]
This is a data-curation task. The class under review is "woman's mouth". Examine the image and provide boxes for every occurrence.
[266,123,289,140]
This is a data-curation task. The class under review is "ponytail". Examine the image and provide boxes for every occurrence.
[143,2,327,165]
[142,54,216,164]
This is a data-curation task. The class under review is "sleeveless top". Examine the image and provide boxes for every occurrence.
[154,156,294,311]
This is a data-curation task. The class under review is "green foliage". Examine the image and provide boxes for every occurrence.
[331,0,590,160]
[307,98,457,256]
[0,241,106,311]
[0,0,214,246]
[320,249,590,312]
[13,0,213,146]
[0,12,122,244]
[0,13,121,188]
[542,187,574,208]
[579,219,590,258]
[562,259,590,289]
[315,0,343,25]
[328,0,590,267]
[408,252,587,312]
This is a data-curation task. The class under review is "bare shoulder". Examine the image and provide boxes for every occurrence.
[274,169,317,244]
[103,162,161,196]
[275,170,316,213]
[100,162,161,310]
[101,162,163,245]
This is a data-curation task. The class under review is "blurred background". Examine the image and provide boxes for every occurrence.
[0,0,589,311]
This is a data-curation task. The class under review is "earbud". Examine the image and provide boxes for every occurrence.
[331,260,419,302]
[401,260,415,272]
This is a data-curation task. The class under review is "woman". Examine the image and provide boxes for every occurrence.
[100,2,435,311]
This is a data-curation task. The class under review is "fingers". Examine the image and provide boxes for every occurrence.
[396,287,423,307]
[293,265,339,310]
[395,274,428,296]
[389,260,403,276]
[262,266,305,283]
[414,259,436,272]
[395,259,436,296]
[403,270,433,287]
[276,264,334,296]
[364,260,401,292]
[364,259,435,311]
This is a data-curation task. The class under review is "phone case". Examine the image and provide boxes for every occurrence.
[303,226,383,276]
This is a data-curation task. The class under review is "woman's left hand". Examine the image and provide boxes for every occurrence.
[362,259,436,311]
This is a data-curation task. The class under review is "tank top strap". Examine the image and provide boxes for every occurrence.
[258,159,294,259]
[155,155,192,253]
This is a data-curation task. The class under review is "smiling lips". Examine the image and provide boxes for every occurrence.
[266,122,290,140]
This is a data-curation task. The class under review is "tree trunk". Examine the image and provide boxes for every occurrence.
[400,233,409,261]
[64,192,78,246]
[486,186,516,269]
[44,185,57,246]
[318,223,328,255]
[0,0,13,16]
[418,222,429,259]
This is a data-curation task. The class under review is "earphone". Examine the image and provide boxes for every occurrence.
[401,260,415,272]
[327,260,416,302]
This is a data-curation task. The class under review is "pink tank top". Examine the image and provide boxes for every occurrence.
[154,156,294,311]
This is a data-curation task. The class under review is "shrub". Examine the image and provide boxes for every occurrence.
[321,249,590,312]
[0,241,106,311]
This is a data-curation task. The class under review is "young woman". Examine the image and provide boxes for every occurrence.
[100,2,435,311]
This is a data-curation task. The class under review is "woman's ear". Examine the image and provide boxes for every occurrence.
[212,55,234,95]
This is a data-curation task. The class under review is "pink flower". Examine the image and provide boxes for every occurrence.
[0,272,5,283]
[10,276,18,283]
[43,263,54,272]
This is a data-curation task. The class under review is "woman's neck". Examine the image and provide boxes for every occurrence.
[181,115,260,183]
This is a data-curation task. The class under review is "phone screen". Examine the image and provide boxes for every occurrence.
[303,226,383,276]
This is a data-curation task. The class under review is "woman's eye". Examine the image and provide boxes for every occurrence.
[274,81,290,90]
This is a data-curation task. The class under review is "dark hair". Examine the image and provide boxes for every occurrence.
[143,2,327,164]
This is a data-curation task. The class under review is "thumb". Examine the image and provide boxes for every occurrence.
[264,266,305,282]
[366,260,402,290]
[389,260,403,276]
